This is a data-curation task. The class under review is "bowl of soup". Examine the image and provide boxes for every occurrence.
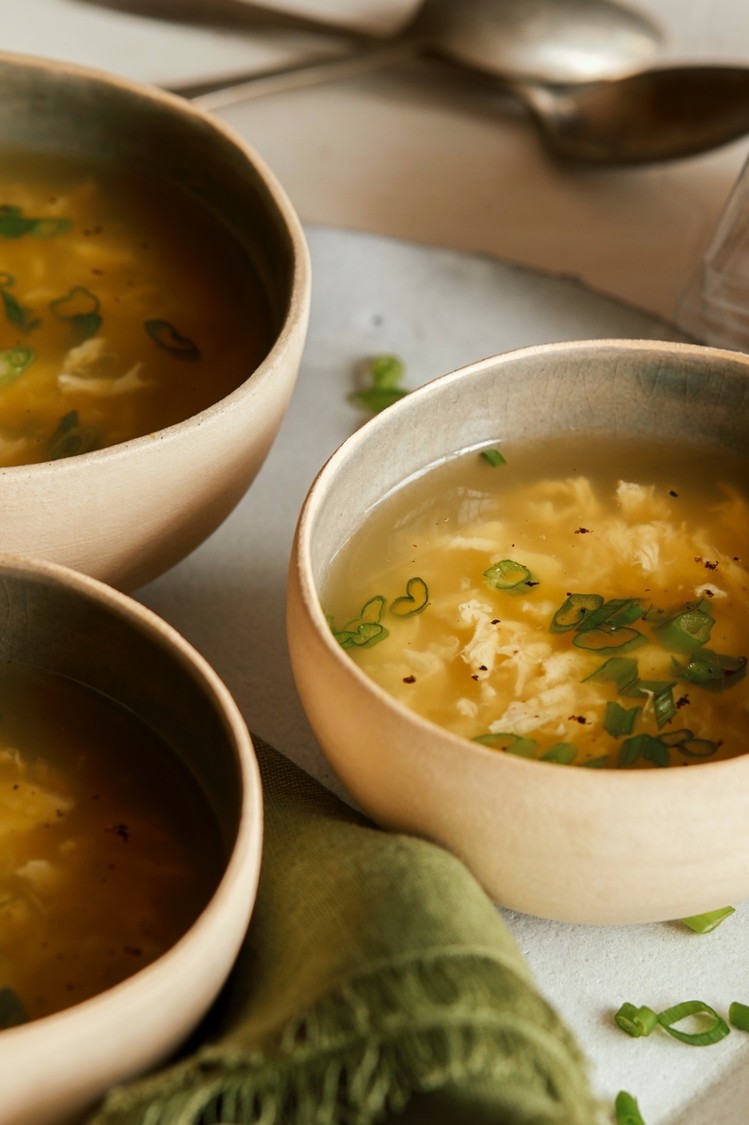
[288,338,749,925]
[0,50,310,591]
[0,554,262,1125]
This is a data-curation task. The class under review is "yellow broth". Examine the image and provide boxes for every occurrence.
[0,663,225,1025]
[0,150,272,466]
[324,435,749,769]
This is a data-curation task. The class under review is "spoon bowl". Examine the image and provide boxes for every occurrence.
[172,0,661,106]
[508,66,749,165]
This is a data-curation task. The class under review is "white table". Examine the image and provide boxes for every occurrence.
[7,4,749,1122]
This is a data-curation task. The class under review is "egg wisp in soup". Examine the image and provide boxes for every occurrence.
[0,150,271,466]
[0,663,225,1027]
[324,435,749,769]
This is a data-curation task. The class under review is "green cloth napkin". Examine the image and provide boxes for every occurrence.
[90,737,598,1125]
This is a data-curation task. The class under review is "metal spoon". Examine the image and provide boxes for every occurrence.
[506,66,749,164]
[169,0,661,107]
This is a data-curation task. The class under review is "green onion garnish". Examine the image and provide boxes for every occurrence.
[617,734,670,769]
[583,657,639,693]
[473,732,537,756]
[728,1001,749,1031]
[621,679,676,729]
[604,700,640,737]
[581,754,609,768]
[550,593,603,632]
[49,410,99,460]
[576,597,646,632]
[540,742,577,764]
[349,354,408,415]
[572,626,645,654]
[50,286,102,342]
[614,1002,659,1038]
[654,602,714,654]
[680,906,735,933]
[674,648,747,692]
[0,345,35,387]
[615,1091,648,1125]
[657,1000,730,1046]
[390,577,429,617]
[480,447,506,467]
[145,318,201,361]
[0,204,70,239]
[0,987,27,1029]
[484,559,536,594]
[0,271,40,333]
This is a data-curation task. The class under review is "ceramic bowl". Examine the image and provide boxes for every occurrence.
[288,338,749,925]
[0,555,262,1125]
[0,50,310,591]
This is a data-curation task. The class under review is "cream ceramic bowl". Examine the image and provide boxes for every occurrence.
[0,555,262,1125]
[0,51,310,592]
[288,338,749,925]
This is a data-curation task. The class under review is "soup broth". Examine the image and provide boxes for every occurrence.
[325,435,749,769]
[0,150,272,466]
[0,663,225,1026]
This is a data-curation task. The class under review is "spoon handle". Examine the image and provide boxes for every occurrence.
[168,39,419,111]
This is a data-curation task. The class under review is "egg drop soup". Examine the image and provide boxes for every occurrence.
[325,435,749,769]
[0,150,271,466]
[0,663,225,1027]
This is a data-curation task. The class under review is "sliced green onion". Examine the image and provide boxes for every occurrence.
[0,987,27,1029]
[480,448,505,467]
[582,753,609,768]
[654,602,714,654]
[484,559,536,594]
[572,626,645,654]
[618,734,670,768]
[604,700,640,737]
[675,648,747,692]
[614,1002,659,1038]
[680,906,735,933]
[575,597,646,633]
[0,345,35,387]
[333,621,389,649]
[349,354,408,414]
[657,1000,730,1046]
[729,1001,749,1031]
[145,318,201,360]
[0,272,40,333]
[357,595,386,625]
[0,204,70,239]
[583,657,639,693]
[540,742,577,764]
[50,286,102,342]
[615,1091,648,1125]
[473,732,537,757]
[550,593,603,632]
[49,410,99,460]
[678,736,720,759]
[622,679,676,728]
[390,576,429,617]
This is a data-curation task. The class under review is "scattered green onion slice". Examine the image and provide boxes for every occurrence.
[0,987,27,1029]
[729,1001,749,1031]
[390,576,429,617]
[622,679,676,728]
[654,602,714,654]
[583,657,639,693]
[550,593,603,632]
[50,286,102,342]
[349,353,408,414]
[680,906,735,933]
[618,734,670,769]
[484,559,536,594]
[581,754,609,768]
[615,1091,648,1125]
[333,621,389,649]
[576,597,646,633]
[473,732,537,757]
[572,626,645,654]
[480,447,505,467]
[675,648,748,692]
[614,1002,659,1038]
[49,410,99,460]
[0,272,40,333]
[0,204,71,239]
[357,595,386,625]
[604,700,640,737]
[145,318,201,360]
[540,742,577,764]
[657,1000,730,1046]
[0,345,35,387]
